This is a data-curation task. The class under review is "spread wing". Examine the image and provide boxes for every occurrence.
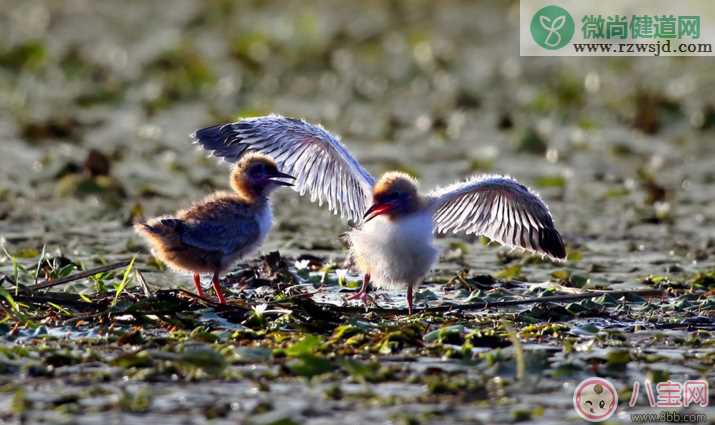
[192,115,375,223]
[428,175,566,260]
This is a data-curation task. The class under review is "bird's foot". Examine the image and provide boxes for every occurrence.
[212,272,226,304]
[214,287,226,304]
[345,290,377,310]
[193,273,208,299]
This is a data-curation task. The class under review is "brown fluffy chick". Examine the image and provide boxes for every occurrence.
[134,153,294,303]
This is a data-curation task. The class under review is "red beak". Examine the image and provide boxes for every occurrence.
[363,202,395,222]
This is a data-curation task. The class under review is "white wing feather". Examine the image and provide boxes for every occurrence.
[192,115,375,223]
[428,175,566,260]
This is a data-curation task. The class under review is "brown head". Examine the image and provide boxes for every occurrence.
[230,153,295,200]
[364,172,422,222]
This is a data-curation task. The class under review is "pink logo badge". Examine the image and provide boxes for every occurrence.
[573,377,618,422]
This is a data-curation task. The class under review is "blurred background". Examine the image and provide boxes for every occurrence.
[1,0,714,283]
[1,2,715,424]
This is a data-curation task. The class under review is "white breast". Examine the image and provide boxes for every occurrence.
[248,202,272,255]
[257,202,273,240]
[222,203,272,270]
[349,211,439,290]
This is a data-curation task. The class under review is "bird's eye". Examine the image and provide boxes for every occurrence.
[599,400,605,409]
[376,192,401,203]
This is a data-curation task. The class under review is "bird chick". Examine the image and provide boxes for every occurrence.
[192,115,566,314]
[134,153,294,303]
[349,173,437,313]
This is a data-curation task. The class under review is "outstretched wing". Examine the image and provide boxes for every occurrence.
[428,175,566,260]
[192,115,375,223]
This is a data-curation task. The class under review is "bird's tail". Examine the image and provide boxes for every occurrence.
[134,217,182,243]
[134,222,155,235]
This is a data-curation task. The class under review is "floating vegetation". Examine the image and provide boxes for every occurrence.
[1,1,714,423]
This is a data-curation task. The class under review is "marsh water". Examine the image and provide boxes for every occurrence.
[1,1,714,424]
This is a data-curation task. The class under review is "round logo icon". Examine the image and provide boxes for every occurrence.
[573,378,618,422]
[530,5,575,50]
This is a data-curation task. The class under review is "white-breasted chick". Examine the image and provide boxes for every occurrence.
[134,152,294,303]
[192,115,565,313]
[348,172,437,312]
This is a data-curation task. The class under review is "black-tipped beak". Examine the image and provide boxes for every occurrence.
[268,171,296,186]
[363,202,395,222]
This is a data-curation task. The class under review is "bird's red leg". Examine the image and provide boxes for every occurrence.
[407,284,414,315]
[346,273,375,308]
[193,273,207,298]
[211,271,226,304]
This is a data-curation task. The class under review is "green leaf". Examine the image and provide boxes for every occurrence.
[566,249,583,262]
[496,265,524,281]
[690,270,715,288]
[13,247,39,259]
[551,270,570,281]
[534,175,566,188]
[112,256,136,306]
[178,347,227,375]
[592,293,619,306]
[0,287,20,312]
[565,299,601,315]
[285,334,322,357]
[55,263,77,279]
[47,302,72,316]
[330,325,361,342]
[606,349,631,368]
[287,354,331,378]
[78,292,93,303]
[119,387,151,413]
[339,358,376,381]
[569,274,589,288]
[517,127,547,154]
[11,388,28,414]
[235,347,272,362]
[112,352,153,369]
[423,325,465,344]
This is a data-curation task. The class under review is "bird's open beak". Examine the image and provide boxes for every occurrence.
[363,201,395,222]
[268,171,296,186]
